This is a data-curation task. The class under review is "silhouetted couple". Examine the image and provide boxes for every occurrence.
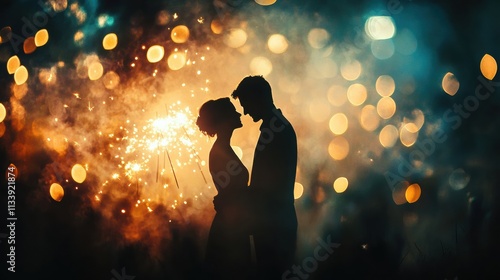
[196,76,298,279]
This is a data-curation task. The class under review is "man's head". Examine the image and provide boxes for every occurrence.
[231,75,274,122]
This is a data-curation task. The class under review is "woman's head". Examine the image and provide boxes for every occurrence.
[196,97,242,137]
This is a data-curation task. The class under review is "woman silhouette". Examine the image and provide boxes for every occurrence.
[196,97,253,279]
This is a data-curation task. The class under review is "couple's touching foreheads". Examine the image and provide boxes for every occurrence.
[196,75,298,279]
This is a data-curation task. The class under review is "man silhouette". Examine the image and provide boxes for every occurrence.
[232,75,298,279]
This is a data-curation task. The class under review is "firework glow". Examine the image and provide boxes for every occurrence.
[1,0,500,279]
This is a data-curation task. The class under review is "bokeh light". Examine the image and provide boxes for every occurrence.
[232,146,243,159]
[171,25,190,43]
[34,29,49,47]
[328,136,350,160]
[347,83,367,106]
[102,71,120,89]
[340,60,362,81]
[0,26,12,44]
[333,177,348,193]
[267,34,288,54]
[393,181,409,205]
[400,123,419,147]
[449,168,470,190]
[147,45,165,63]
[102,33,118,50]
[255,0,277,5]
[294,182,304,199]
[14,65,28,85]
[49,183,65,202]
[360,105,380,131]
[308,28,330,49]
[23,37,37,54]
[250,56,273,76]
[371,39,395,60]
[223,28,247,48]
[442,72,460,96]
[71,164,87,183]
[377,96,396,119]
[210,19,223,34]
[405,183,421,203]
[379,125,399,148]
[480,53,497,80]
[0,103,6,123]
[308,98,331,123]
[167,52,187,70]
[327,85,348,107]
[375,75,395,97]
[365,16,396,40]
[88,61,104,80]
[7,55,20,74]
[329,113,348,135]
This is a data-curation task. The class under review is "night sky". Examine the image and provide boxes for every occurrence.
[1,0,500,279]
